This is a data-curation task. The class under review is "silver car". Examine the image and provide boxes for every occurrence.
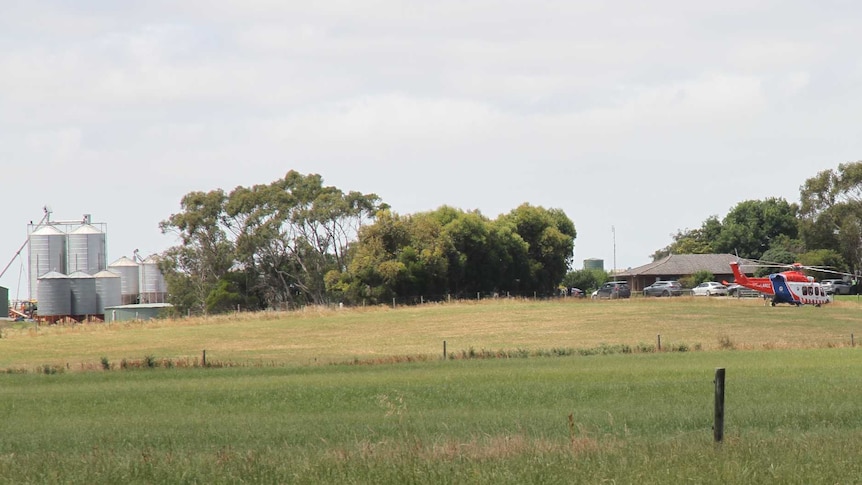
[643,280,684,297]
[691,282,728,296]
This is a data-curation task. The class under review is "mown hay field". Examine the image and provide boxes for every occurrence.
[1,296,860,370]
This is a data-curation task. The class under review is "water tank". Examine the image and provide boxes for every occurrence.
[36,271,71,317]
[108,256,140,305]
[94,270,122,314]
[68,224,106,275]
[584,258,604,271]
[68,271,98,316]
[29,225,67,299]
[140,255,167,303]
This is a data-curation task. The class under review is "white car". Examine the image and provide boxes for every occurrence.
[691,282,728,296]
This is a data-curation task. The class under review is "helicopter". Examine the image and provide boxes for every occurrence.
[722,261,845,307]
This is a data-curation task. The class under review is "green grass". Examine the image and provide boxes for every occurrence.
[1,298,861,483]
[1,350,861,483]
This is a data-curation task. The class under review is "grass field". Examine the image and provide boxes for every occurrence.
[1,297,861,483]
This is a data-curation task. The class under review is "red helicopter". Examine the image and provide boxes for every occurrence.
[723,261,834,307]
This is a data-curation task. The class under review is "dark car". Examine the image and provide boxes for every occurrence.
[643,280,684,297]
[592,281,631,299]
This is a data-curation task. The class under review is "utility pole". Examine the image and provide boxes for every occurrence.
[612,225,617,282]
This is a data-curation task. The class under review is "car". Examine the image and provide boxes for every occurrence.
[642,280,684,297]
[691,281,728,296]
[820,279,854,295]
[592,281,631,299]
[567,287,585,298]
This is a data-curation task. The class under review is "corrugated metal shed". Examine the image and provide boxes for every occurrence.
[0,286,8,320]
[104,303,173,322]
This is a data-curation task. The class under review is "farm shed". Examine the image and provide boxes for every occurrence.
[615,254,756,291]
[105,302,173,322]
[1,286,7,319]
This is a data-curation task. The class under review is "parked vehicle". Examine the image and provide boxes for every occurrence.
[691,281,728,296]
[592,281,631,299]
[642,280,684,297]
[820,279,854,295]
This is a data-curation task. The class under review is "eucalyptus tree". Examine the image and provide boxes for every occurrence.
[224,170,384,306]
[159,189,235,315]
[799,161,862,273]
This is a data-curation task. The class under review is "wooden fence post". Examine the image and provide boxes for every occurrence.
[656,334,661,351]
[202,349,207,367]
[443,340,447,360]
[714,367,726,442]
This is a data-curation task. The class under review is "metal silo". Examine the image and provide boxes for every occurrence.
[29,225,67,299]
[108,256,140,305]
[36,271,71,317]
[94,270,122,314]
[140,255,167,303]
[69,271,98,317]
[68,224,107,275]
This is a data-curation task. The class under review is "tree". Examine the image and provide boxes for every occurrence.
[562,269,608,293]
[159,189,235,315]
[335,204,575,302]
[161,171,383,312]
[651,216,722,261]
[799,161,862,273]
[713,198,799,259]
[225,171,384,306]
[498,204,576,296]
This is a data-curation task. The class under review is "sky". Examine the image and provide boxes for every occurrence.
[2,1,862,297]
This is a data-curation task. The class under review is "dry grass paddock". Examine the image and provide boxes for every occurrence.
[1,295,860,370]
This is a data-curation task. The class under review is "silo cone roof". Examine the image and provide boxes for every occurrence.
[109,256,138,266]
[71,224,102,235]
[38,271,68,279]
[142,254,161,263]
[94,270,120,278]
[68,271,94,278]
[31,225,65,236]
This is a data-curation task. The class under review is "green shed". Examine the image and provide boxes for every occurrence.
[104,303,173,322]
[0,286,8,319]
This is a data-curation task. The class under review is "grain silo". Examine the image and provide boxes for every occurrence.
[108,256,140,305]
[68,271,98,317]
[37,271,71,318]
[139,255,167,303]
[94,270,122,314]
[29,225,67,299]
[68,224,107,275]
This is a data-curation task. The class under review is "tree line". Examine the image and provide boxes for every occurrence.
[159,170,576,315]
[160,162,862,314]
[651,161,862,277]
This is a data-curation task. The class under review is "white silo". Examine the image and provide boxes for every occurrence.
[108,256,140,304]
[29,225,67,299]
[69,271,98,317]
[68,224,107,275]
[94,270,121,314]
[37,271,71,317]
[140,255,167,303]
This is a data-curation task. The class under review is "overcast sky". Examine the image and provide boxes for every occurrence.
[2,1,862,296]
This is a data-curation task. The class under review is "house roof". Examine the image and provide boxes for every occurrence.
[616,254,756,277]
